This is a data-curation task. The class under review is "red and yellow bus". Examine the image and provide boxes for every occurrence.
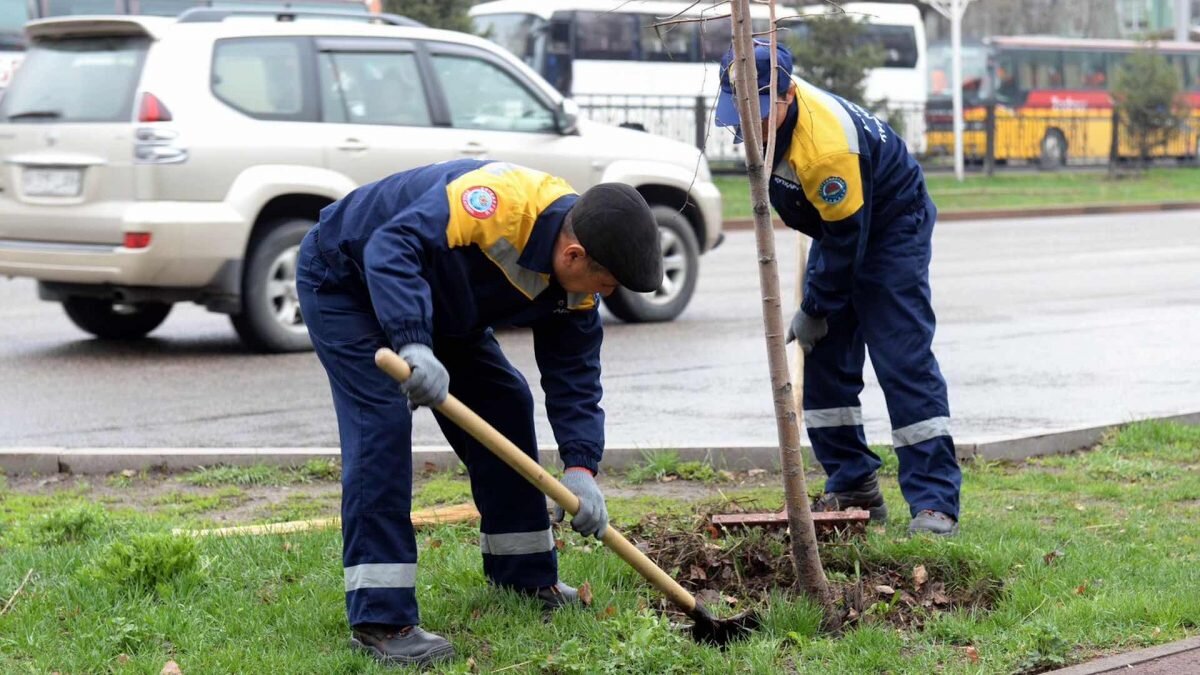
[926,36,1200,166]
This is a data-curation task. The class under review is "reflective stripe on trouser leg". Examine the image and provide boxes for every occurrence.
[801,258,882,493]
[432,334,557,590]
[297,242,420,627]
[856,197,961,519]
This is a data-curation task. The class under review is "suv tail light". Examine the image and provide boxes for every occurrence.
[138,93,172,123]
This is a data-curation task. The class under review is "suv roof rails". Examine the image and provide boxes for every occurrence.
[176,7,424,28]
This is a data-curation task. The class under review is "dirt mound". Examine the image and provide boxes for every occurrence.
[626,513,1001,631]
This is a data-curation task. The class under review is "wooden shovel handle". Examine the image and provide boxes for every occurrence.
[375,348,696,612]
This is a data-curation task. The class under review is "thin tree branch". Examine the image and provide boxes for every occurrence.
[0,569,33,617]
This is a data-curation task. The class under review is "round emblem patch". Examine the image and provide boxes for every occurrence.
[818,176,848,205]
[461,186,498,219]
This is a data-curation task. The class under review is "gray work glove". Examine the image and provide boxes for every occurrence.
[554,468,608,539]
[397,343,449,409]
[785,309,828,355]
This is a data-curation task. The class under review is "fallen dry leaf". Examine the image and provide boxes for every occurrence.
[717,470,735,482]
[428,539,443,549]
[874,584,896,596]
[578,581,593,606]
[705,524,720,540]
[422,461,438,474]
[117,654,130,665]
[747,469,767,477]
[466,656,479,673]
[1075,583,1087,595]
[601,604,617,618]
[471,608,483,620]
[1074,503,1086,511]
[913,565,928,590]
[932,590,951,606]
[1043,549,1064,565]
[964,646,980,663]
[722,594,739,606]
[160,660,182,675]
[660,475,678,482]
[554,538,565,551]
[121,469,137,478]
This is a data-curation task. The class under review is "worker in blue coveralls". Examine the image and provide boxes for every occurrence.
[297,159,663,667]
[715,42,962,537]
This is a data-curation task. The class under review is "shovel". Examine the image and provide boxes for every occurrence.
[375,348,759,646]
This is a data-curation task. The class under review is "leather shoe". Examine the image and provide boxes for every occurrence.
[908,510,959,536]
[518,581,580,611]
[811,473,888,522]
[350,623,455,666]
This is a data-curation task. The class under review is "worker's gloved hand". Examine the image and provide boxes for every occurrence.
[555,468,608,539]
[785,309,828,355]
[397,343,449,409]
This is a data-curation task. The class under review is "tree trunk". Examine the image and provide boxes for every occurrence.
[728,0,836,621]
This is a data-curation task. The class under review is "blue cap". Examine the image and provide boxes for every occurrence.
[715,40,793,129]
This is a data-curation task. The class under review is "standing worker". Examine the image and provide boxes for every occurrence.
[297,159,663,666]
[715,42,962,536]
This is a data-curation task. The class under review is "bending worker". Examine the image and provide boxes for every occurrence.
[297,159,663,667]
[715,42,962,537]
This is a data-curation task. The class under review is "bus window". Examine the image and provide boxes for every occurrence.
[1106,52,1126,86]
[640,16,695,62]
[995,52,1020,103]
[42,0,123,15]
[1019,50,1063,89]
[1185,54,1200,90]
[471,12,546,64]
[699,15,732,61]
[1167,54,1188,91]
[863,24,918,69]
[1062,51,1107,89]
[574,11,637,61]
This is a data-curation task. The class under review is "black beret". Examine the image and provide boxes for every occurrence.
[571,183,663,293]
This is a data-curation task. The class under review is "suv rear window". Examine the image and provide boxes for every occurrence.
[0,36,148,123]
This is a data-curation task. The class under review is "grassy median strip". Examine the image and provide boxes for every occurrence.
[715,167,1200,220]
[1,421,1198,673]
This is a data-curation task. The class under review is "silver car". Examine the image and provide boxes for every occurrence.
[0,9,723,352]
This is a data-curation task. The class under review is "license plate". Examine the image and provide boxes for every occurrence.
[22,167,83,198]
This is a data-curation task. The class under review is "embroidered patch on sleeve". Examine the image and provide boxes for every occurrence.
[818,176,848,204]
[461,186,499,219]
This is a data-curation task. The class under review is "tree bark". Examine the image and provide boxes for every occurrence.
[728,0,836,620]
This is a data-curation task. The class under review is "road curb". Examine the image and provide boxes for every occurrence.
[2,412,1196,476]
[1045,635,1200,674]
[722,201,1200,230]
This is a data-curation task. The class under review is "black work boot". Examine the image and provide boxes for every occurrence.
[350,624,455,667]
[812,473,888,522]
[518,581,580,611]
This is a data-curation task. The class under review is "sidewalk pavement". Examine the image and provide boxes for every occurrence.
[1047,635,1200,674]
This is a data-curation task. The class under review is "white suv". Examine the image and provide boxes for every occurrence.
[0,9,723,352]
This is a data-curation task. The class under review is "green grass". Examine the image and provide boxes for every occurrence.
[625,450,725,484]
[180,460,342,488]
[715,166,1200,220]
[1,421,1198,673]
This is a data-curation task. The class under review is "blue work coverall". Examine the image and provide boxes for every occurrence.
[296,159,604,628]
[770,77,961,519]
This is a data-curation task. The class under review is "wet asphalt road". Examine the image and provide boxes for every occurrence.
[2,210,1199,449]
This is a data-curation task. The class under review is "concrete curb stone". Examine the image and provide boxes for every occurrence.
[2,412,1197,476]
[722,201,1200,230]
[1044,635,1200,674]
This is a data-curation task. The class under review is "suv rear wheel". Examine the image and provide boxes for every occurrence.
[63,297,172,340]
[602,205,699,323]
[231,218,314,353]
